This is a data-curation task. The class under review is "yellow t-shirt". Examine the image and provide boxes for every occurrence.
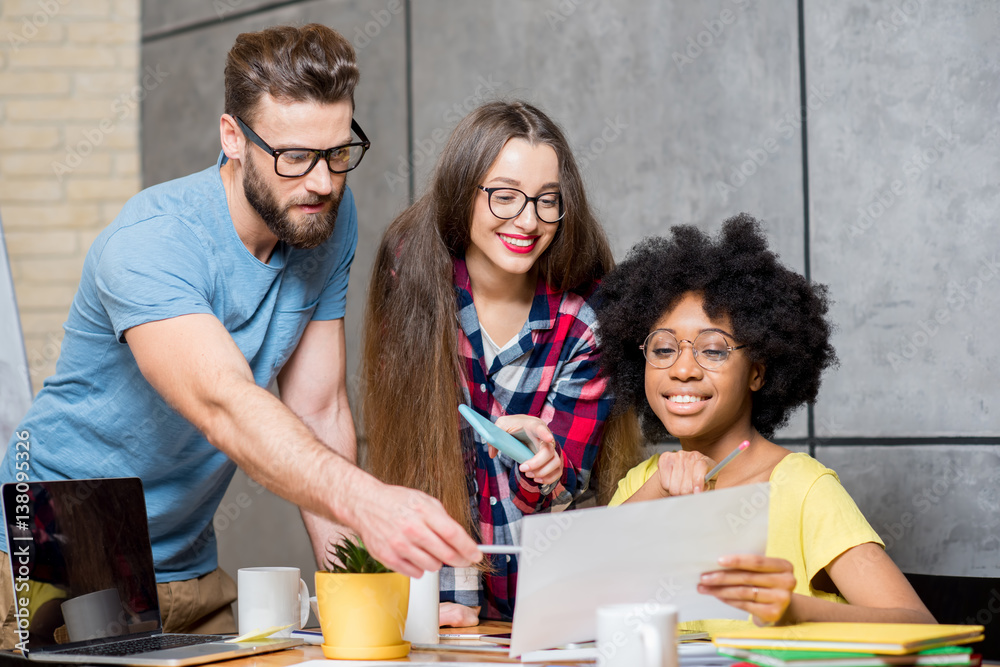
[25,579,68,618]
[608,452,884,634]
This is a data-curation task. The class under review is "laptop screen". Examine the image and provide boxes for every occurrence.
[3,478,161,650]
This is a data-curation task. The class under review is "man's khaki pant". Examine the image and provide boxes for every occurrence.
[0,550,237,650]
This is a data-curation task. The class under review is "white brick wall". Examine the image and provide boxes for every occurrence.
[0,0,140,392]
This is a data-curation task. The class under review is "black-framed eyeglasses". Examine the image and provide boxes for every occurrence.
[477,186,565,224]
[640,329,747,371]
[235,116,371,177]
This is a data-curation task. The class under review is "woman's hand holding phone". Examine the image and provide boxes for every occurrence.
[494,415,563,486]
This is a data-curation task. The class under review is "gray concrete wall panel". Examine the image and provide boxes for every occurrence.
[409,0,806,264]
[807,2,1000,437]
[409,0,809,438]
[143,0,289,37]
[817,444,1000,578]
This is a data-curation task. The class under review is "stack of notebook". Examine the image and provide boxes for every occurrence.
[713,624,985,667]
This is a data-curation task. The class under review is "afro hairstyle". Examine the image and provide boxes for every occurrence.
[595,213,837,439]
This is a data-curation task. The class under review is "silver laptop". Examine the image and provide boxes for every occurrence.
[2,478,302,665]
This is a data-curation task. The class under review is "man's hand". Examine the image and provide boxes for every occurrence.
[493,414,563,486]
[439,602,481,628]
[349,480,482,579]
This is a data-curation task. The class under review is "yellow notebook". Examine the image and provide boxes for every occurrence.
[712,623,985,655]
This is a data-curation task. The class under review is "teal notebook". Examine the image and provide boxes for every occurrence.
[717,646,974,667]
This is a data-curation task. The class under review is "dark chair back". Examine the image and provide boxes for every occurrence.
[904,573,999,661]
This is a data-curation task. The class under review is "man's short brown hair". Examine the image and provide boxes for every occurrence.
[224,23,358,123]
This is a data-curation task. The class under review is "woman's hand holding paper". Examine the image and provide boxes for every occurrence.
[698,554,796,625]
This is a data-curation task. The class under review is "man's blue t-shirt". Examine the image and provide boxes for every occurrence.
[0,152,358,582]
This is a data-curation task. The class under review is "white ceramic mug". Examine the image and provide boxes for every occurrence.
[596,603,678,667]
[403,569,440,645]
[237,567,309,637]
[61,588,126,643]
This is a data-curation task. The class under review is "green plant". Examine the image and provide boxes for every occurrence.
[324,535,391,574]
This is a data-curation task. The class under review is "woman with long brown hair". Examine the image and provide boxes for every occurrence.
[362,101,637,625]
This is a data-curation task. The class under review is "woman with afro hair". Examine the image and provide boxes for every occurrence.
[597,214,934,629]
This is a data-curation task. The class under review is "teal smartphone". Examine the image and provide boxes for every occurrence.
[458,405,535,464]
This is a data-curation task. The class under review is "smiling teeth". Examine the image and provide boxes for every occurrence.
[668,395,706,403]
[499,234,534,247]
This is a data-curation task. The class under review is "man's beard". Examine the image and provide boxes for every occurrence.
[243,154,343,250]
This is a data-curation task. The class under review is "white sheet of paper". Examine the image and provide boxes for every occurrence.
[519,646,598,662]
[519,642,734,665]
[509,482,770,656]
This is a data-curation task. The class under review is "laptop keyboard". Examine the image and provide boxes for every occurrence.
[54,634,229,657]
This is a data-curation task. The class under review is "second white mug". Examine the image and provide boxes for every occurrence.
[61,588,126,643]
[403,569,440,645]
[596,603,678,667]
[237,566,309,637]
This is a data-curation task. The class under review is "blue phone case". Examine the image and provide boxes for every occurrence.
[458,405,535,464]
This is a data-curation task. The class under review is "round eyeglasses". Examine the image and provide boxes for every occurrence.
[640,329,747,371]
[477,186,565,223]
[236,116,371,177]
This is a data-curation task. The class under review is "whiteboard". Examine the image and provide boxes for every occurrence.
[0,213,32,443]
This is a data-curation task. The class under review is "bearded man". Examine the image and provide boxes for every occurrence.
[0,23,480,646]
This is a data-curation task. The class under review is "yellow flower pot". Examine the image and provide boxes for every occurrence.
[314,571,410,660]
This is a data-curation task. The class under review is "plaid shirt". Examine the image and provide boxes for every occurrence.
[439,258,612,620]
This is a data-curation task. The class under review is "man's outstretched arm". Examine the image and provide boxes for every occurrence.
[275,318,356,569]
[125,313,481,576]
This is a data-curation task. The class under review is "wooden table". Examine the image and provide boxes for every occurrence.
[223,622,596,665]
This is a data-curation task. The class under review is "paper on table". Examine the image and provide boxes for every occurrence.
[290,629,323,644]
[521,641,733,664]
[225,623,294,643]
[678,642,739,666]
[509,482,770,656]
[520,646,598,662]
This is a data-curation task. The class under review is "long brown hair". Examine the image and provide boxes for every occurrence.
[363,101,632,533]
